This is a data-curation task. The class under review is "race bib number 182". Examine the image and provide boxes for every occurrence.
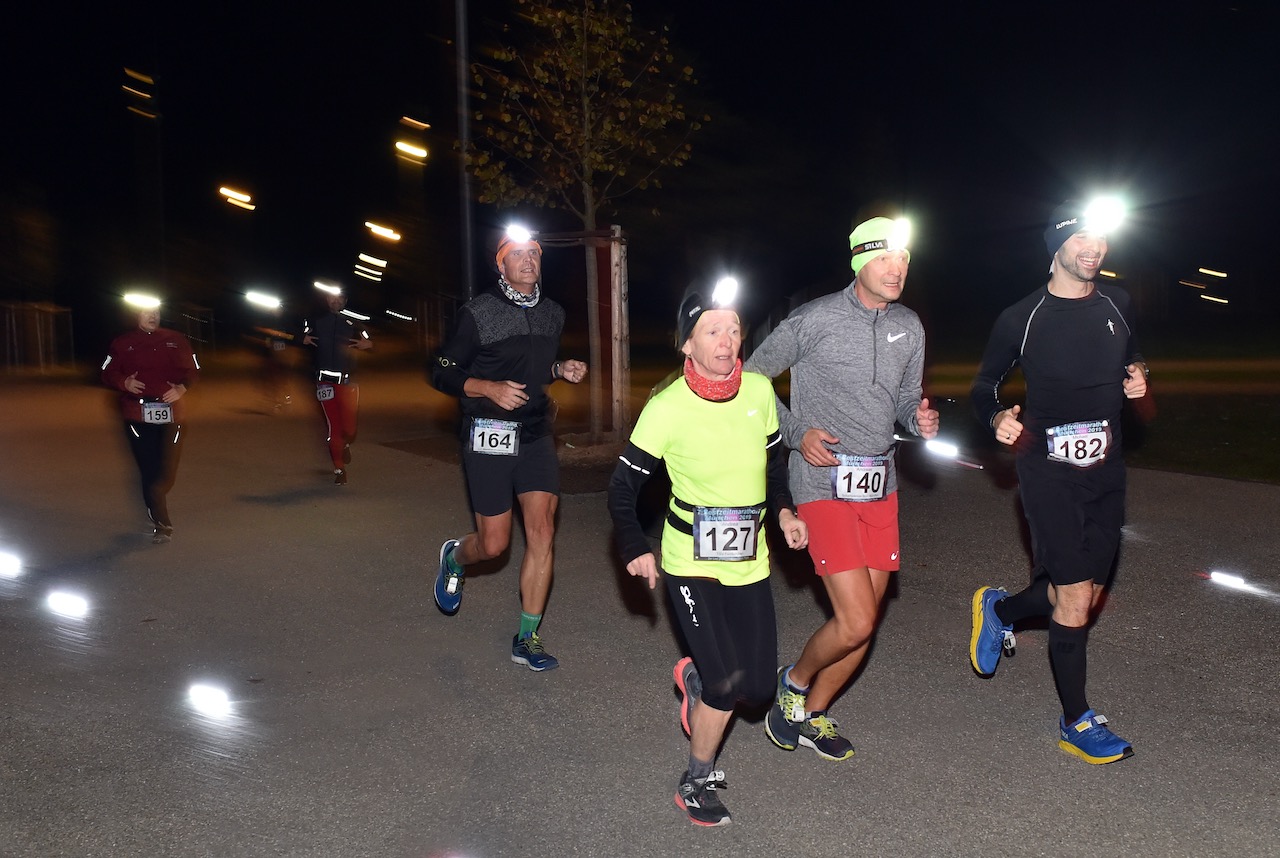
[1046,419,1111,467]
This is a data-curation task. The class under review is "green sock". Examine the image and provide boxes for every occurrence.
[446,545,463,574]
[519,611,542,638]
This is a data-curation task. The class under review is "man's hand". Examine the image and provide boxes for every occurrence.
[800,428,840,467]
[486,380,530,411]
[161,382,187,404]
[348,335,373,351]
[993,404,1023,446]
[123,372,145,395]
[625,552,660,589]
[1123,363,1148,399]
[916,397,940,439]
[303,335,317,346]
[558,359,587,384]
[779,508,808,550]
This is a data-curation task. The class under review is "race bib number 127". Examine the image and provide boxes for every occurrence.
[692,506,760,562]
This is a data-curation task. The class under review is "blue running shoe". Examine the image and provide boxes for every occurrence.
[511,633,559,671]
[673,657,701,738]
[970,586,1014,676]
[796,713,855,762]
[764,666,804,752]
[1058,710,1134,764]
[434,538,463,615]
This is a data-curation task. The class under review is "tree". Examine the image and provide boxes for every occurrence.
[467,0,705,439]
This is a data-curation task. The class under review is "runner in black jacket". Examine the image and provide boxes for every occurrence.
[430,226,587,671]
[969,198,1149,765]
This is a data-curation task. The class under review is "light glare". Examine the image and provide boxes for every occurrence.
[188,684,233,718]
[505,224,533,244]
[712,277,738,307]
[1084,197,1125,233]
[1197,267,1228,278]
[47,591,89,618]
[123,293,161,310]
[0,551,21,579]
[887,218,912,252]
[245,291,281,310]
[313,281,343,296]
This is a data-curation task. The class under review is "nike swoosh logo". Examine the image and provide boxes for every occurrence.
[748,409,758,416]
[887,332,907,343]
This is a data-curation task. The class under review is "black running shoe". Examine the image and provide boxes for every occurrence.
[674,770,730,826]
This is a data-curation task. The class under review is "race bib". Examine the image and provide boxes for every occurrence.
[142,402,173,425]
[832,454,888,502]
[692,506,760,562]
[1046,420,1111,467]
[316,384,335,402]
[471,418,520,456]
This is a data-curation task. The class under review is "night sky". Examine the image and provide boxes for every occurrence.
[4,1,1278,354]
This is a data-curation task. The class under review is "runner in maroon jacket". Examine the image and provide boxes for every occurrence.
[101,300,200,544]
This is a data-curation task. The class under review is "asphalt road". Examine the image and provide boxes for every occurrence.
[2,357,1277,857]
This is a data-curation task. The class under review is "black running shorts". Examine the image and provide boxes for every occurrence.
[461,433,560,517]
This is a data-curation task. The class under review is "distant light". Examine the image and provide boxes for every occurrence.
[124,293,161,309]
[219,187,252,203]
[124,67,154,85]
[924,439,960,459]
[354,264,383,277]
[126,106,160,119]
[0,551,21,579]
[1098,270,1117,279]
[313,281,343,296]
[385,310,416,321]
[353,269,381,282]
[395,141,428,159]
[1197,267,1228,278]
[188,684,233,718]
[121,85,152,100]
[245,291,281,310]
[400,116,431,130]
[47,591,89,619]
[365,222,401,241]
[340,308,371,321]
[225,198,256,211]
[1084,196,1125,233]
[1178,279,1207,289]
[1200,294,1229,305]
[712,276,738,307]
[357,254,387,268]
[505,224,533,244]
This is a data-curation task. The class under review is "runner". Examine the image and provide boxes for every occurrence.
[608,277,807,826]
[431,225,587,671]
[969,197,1147,764]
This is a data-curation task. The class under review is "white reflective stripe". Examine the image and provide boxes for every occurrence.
[193,354,201,369]
[1019,295,1048,357]
[618,455,650,476]
[765,435,782,449]
[101,356,112,370]
[172,426,181,444]
[129,426,140,438]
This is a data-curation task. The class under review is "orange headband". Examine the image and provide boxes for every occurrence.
[495,237,543,269]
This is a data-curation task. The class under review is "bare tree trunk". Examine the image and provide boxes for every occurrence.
[582,241,604,442]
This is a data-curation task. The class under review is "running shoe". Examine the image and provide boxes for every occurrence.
[796,713,855,761]
[673,657,702,738]
[151,525,173,545]
[434,538,463,615]
[674,770,731,826]
[333,468,347,486]
[764,703,800,751]
[342,443,352,465]
[511,633,559,671]
[969,586,1014,676]
[1058,710,1134,764]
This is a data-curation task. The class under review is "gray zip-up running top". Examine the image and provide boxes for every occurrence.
[744,283,927,504]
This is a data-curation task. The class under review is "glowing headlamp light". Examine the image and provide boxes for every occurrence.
[711,276,739,308]
[1083,197,1125,234]
[313,281,343,296]
[505,224,533,244]
[850,218,912,257]
[123,293,161,310]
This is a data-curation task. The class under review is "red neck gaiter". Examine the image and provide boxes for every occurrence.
[683,357,743,402]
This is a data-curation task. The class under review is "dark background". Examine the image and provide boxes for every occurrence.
[3,1,1277,359]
